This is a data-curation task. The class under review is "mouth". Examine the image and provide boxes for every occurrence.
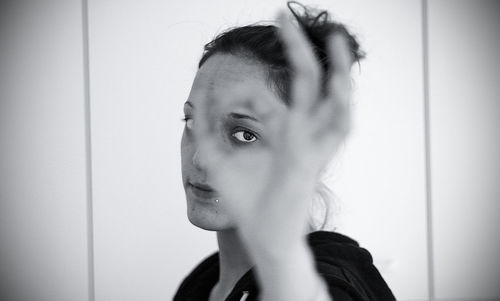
[188,181,217,199]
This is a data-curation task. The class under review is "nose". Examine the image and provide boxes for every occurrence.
[192,149,199,166]
[192,148,203,170]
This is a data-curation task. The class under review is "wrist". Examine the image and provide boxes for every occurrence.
[252,241,330,301]
[250,238,312,271]
[239,222,308,260]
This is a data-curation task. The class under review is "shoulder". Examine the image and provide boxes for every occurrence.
[174,232,396,301]
[307,231,396,301]
[173,252,219,301]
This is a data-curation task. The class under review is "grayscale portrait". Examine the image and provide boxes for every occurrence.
[1,0,499,300]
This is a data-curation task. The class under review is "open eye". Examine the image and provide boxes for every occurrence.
[232,130,257,143]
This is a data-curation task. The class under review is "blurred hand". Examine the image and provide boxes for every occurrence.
[193,12,352,255]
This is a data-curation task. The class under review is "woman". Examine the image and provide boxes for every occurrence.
[174,2,395,300]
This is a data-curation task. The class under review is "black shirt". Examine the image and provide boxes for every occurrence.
[174,231,396,300]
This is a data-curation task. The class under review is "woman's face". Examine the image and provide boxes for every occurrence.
[180,54,287,231]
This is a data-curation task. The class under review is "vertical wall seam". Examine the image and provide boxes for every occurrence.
[81,0,95,300]
[421,0,435,300]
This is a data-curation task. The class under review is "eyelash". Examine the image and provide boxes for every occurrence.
[181,116,193,129]
[182,116,259,144]
[231,127,259,144]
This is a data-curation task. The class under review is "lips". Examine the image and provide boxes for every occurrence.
[188,181,217,199]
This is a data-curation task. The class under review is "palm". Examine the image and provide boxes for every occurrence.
[193,13,352,246]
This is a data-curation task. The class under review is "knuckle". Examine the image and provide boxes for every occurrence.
[295,61,321,86]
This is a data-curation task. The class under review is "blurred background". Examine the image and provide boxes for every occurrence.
[1,0,499,300]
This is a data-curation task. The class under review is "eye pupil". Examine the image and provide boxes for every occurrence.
[243,132,254,140]
[232,130,256,143]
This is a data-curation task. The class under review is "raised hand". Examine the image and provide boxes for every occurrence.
[192,11,353,253]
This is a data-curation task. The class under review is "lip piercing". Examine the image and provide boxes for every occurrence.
[215,199,219,203]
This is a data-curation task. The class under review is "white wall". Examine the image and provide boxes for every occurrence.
[1,1,499,301]
[0,0,90,300]
[326,1,428,299]
[87,0,427,300]
[428,0,500,299]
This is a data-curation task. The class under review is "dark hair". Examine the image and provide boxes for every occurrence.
[198,1,365,102]
[197,2,365,230]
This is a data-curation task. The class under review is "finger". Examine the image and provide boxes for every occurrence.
[326,34,352,104]
[193,91,216,136]
[221,86,279,124]
[314,98,351,141]
[312,34,352,139]
[277,11,321,111]
[193,94,222,165]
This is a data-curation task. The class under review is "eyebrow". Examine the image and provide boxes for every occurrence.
[185,101,260,122]
[227,112,259,123]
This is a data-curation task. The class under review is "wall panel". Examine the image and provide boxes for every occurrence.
[329,1,428,299]
[0,1,90,300]
[428,0,500,299]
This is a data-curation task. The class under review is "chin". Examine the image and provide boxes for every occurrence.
[186,198,233,231]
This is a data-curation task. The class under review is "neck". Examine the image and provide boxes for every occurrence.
[214,228,253,298]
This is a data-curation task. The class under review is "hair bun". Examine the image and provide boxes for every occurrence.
[286,1,365,65]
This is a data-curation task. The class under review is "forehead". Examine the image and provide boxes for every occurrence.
[195,54,268,91]
[187,54,284,114]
